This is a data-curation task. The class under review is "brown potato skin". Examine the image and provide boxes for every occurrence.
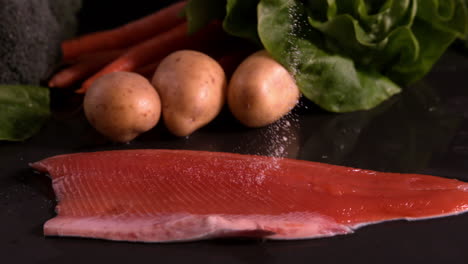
[227,50,300,128]
[152,50,226,137]
[84,71,161,142]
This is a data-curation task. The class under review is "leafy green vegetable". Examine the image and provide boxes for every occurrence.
[390,18,458,84]
[417,0,468,39]
[258,0,401,112]
[184,0,226,34]
[223,0,261,45]
[304,0,467,85]
[0,85,50,141]
[185,0,468,112]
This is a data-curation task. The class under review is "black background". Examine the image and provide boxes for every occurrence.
[1,1,468,263]
[77,0,176,34]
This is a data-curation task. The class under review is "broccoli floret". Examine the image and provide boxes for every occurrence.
[0,0,82,85]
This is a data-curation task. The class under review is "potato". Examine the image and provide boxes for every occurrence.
[227,50,300,127]
[84,71,161,142]
[152,50,226,137]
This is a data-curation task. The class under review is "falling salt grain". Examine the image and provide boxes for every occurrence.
[285,4,303,77]
[256,173,266,185]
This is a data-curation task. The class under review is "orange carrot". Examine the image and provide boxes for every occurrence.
[48,50,125,88]
[62,1,187,62]
[63,48,126,65]
[77,21,224,93]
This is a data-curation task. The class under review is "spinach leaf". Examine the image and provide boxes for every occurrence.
[258,0,401,112]
[0,85,50,141]
[184,0,226,34]
[223,0,261,45]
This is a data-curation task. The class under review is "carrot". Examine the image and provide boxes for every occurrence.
[62,1,187,62]
[77,21,224,93]
[63,48,126,65]
[48,50,125,88]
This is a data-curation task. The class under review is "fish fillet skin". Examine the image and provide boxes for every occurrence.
[31,149,468,242]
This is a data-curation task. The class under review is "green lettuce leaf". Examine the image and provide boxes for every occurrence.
[258,0,401,112]
[223,0,261,44]
[305,0,467,84]
[306,0,419,79]
[0,85,50,141]
[184,0,226,34]
[416,0,468,39]
[389,18,459,84]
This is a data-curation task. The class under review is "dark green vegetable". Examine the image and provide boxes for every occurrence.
[185,0,468,112]
[0,85,50,141]
[223,0,260,45]
[258,0,401,112]
[304,0,467,85]
[184,0,225,34]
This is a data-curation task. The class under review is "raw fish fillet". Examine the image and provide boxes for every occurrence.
[31,149,468,242]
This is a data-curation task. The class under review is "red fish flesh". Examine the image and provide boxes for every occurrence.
[31,149,468,242]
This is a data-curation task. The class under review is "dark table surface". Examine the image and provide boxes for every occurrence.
[1,1,468,263]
